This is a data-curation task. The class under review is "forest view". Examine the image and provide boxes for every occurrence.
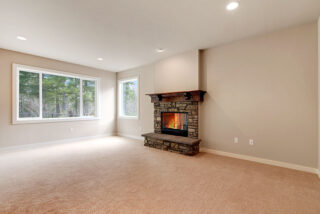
[82,80,96,116]
[42,74,80,118]
[122,79,137,116]
[19,71,40,118]
[19,71,96,119]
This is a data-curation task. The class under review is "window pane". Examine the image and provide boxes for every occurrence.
[82,80,96,116]
[42,74,80,118]
[19,71,40,118]
[122,79,138,116]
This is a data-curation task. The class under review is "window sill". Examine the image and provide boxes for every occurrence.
[12,117,100,125]
[118,115,139,120]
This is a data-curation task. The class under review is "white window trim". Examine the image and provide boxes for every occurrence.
[118,76,139,119]
[12,64,101,124]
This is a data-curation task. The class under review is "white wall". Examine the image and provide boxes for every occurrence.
[0,49,117,149]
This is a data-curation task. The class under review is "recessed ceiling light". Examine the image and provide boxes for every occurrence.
[97,58,103,61]
[17,36,27,41]
[156,48,165,53]
[226,1,239,11]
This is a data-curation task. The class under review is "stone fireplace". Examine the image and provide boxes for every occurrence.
[155,102,198,138]
[142,90,206,155]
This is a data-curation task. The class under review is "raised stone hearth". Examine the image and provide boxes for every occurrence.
[142,90,206,156]
[142,133,200,156]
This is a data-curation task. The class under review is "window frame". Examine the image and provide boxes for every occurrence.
[118,76,139,119]
[12,64,101,124]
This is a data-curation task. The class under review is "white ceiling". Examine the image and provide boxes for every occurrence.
[0,0,320,72]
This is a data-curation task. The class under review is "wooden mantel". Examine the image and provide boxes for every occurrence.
[146,90,206,103]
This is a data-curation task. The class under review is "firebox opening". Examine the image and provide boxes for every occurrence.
[161,112,188,137]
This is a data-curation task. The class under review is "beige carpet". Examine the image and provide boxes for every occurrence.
[0,136,319,214]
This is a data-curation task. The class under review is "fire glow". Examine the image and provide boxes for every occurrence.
[162,113,187,130]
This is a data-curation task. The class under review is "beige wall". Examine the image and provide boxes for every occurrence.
[117,22,318,168]
[318,17,320,172]
[116,50,199,137]
[0,49,117,149]
[117,64,154,138]
[154,50,199,93]
[200,22,318,167]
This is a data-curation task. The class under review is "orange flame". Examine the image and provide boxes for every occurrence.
[162,113,185,130]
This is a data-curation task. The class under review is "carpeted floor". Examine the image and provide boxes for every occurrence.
[0,136,319,214]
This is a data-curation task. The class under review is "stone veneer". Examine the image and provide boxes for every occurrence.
[144,138,199,156]
[154,101,199,139]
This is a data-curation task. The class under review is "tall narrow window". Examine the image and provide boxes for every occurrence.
[118,78,138,118]
[13,64,100,124]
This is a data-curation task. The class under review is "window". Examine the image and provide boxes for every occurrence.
[13,64,100,124]
[19,71,40,118]
[82,80,96,117]
[118,77,138,118]
[42,74,80,118]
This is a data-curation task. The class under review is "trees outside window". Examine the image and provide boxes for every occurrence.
[42,74,80,118]
[13,64,99,123]
[19,71,40,118]
[119,78,138,118]
[82,80,96,116]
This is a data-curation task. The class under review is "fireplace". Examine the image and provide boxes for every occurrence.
[161,112,188,137]
[142,90,206,156]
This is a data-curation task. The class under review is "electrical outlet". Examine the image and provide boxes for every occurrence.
[249,139,254,146]
[234,137,238,144]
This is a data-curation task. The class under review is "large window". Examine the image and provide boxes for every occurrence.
[118,77,138,118]
[13,64,100,124]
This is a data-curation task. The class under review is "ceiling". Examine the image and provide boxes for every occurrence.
[0,0,320,72]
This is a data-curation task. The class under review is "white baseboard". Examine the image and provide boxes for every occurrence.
[0,133,116,154]
[117,133,144,141]
[201,147,319,175]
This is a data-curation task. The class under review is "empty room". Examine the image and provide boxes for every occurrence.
[1,0,320,213]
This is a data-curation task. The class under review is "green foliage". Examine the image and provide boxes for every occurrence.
[123,80,137,116]
[83,80,95,116]
[19,71,97,119]
[42,74,80,118]
[19,71,40,118]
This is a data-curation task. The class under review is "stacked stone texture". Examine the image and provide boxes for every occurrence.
[144,138,199,156]
[154,101,199,139]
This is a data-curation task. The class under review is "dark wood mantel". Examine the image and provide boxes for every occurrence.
[146,90,206,103]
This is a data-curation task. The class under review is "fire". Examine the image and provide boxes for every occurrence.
[162,113,186,130]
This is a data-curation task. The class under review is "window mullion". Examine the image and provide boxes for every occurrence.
[80,79,83,117]
[39,72,43,119]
